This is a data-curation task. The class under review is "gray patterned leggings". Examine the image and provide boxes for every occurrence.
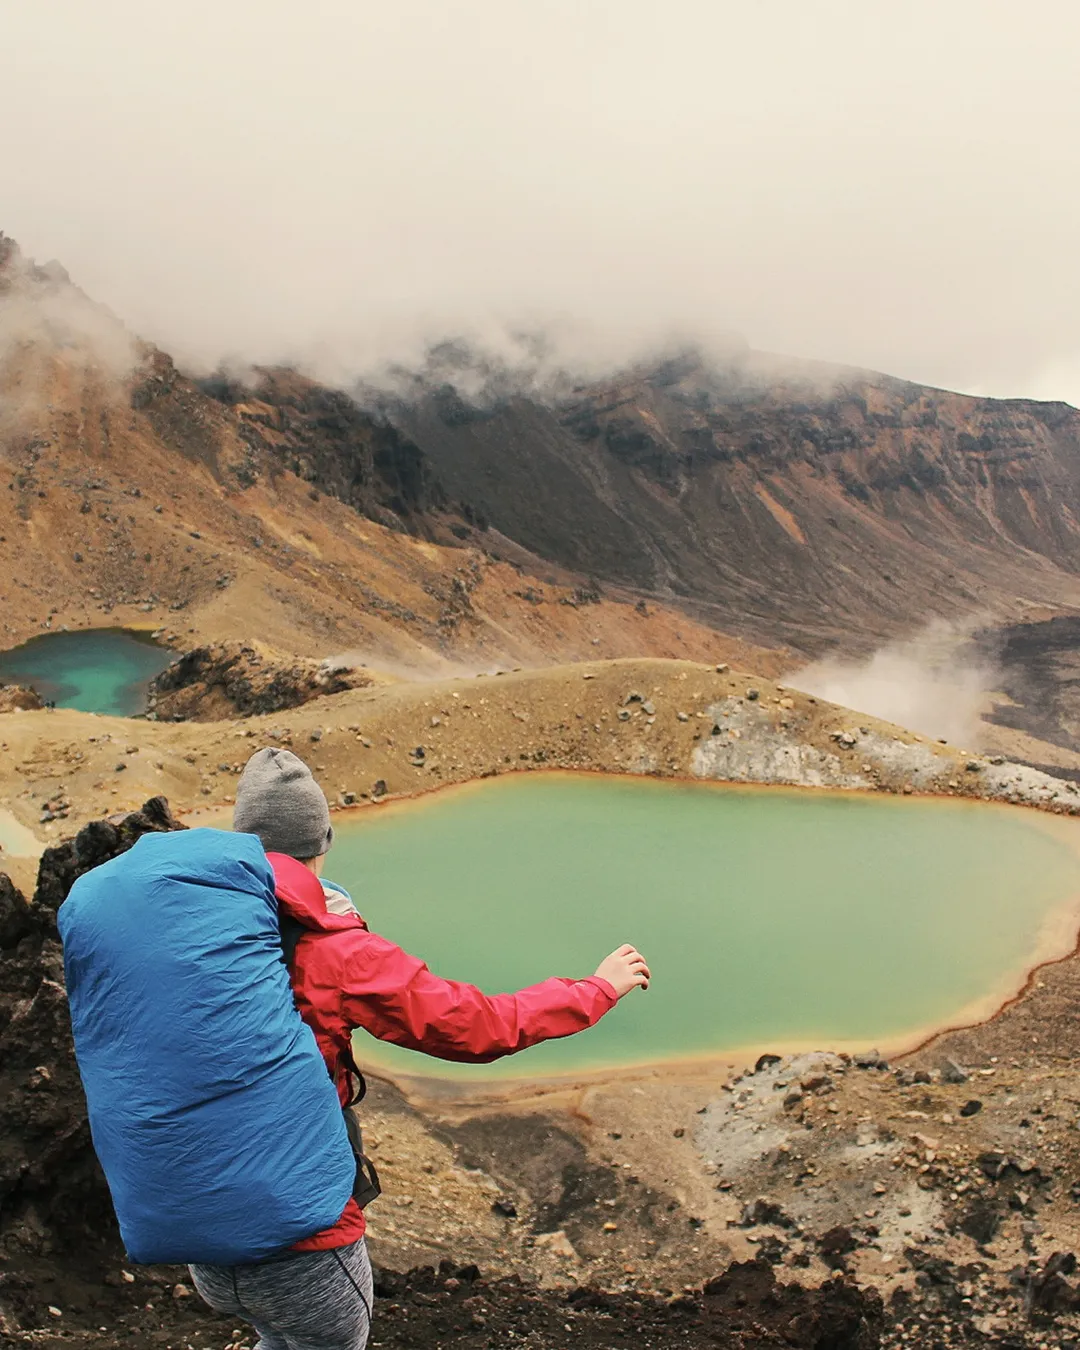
[190,1239,373,1350]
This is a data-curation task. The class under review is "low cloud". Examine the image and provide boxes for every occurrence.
[3,3,1080,403]
[0,236,139,390]
[787,622,999,748]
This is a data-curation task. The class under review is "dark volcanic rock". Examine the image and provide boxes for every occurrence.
[0,797,184,1271]
[12,1254,888,1350]
[819,1225,859,1270]
[701,1259,883,1348]
[978,1150,1012,1180]
[32,797,184,930]
[942,1057,970,1083]
[0,872,35,948]
[1029,1250,1080,1315]
[197,367,449,531]
[148,641,372,721]
[0,683,45,713]
[971,615,1080,758]
[959,1197,1002,1245]
[740,1196,794,1229]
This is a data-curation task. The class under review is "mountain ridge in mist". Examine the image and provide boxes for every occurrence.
[384,349,1080,654]
[7,231,1080,671]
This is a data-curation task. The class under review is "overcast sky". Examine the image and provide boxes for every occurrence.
[3,1,1079,400]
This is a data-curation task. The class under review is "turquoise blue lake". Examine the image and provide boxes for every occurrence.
[0,629,171,716]
[325,774,1080,1080]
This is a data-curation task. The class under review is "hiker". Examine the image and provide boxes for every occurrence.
[60,749,649,1350]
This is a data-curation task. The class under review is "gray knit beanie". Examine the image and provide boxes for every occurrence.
[233,747,334,859]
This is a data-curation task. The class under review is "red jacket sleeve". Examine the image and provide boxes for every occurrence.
[333,930,618,1063]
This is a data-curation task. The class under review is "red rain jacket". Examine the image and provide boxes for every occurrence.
[268,853,618,1249]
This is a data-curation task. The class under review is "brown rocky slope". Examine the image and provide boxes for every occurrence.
[10,229,1080,679]
[0,233,773,678]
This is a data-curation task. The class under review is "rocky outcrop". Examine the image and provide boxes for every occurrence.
[0,232,73,296]
[196,367,453,532]
[689,690,1080,809]
[0,798,183,1289]
[148,641,373,721]
[691,1049,1080,1345]
[0,684,43,713]
[691,696,871,789]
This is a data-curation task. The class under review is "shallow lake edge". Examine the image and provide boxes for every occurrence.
[0,625,172,717]
[275,769,1080,1104]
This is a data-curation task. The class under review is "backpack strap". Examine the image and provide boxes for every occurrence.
[277,914,381,1208]
[278,914,367,1106]
[279,913,306,968]
[340,1043,368,1107]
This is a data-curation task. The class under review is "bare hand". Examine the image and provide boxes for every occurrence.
[594,944,650,998]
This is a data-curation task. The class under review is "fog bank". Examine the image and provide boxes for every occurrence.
[2,2,1080,401]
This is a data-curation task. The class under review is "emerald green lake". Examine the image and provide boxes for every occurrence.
[327,774,1080,1080]
[0,629,171,716]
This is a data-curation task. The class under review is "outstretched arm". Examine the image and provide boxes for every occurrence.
[337,933,649,1063]
[267,851,649,1064]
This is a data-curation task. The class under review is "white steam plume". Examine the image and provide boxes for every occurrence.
[787,622,998,748]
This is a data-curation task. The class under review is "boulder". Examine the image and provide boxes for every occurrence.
[942,1058,969,1084]
[0,684,44,714]
[740,1197,794,1229]
[1030,1251,1080,1314]
[978,1151,1010,1180]
[0,875,37,949]
[959,1198,1001,1246]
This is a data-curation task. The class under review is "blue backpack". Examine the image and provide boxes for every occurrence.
[59,828,355,1265]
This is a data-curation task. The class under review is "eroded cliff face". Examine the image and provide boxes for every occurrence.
[394,352,1080,651]
[191,368,457,536]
